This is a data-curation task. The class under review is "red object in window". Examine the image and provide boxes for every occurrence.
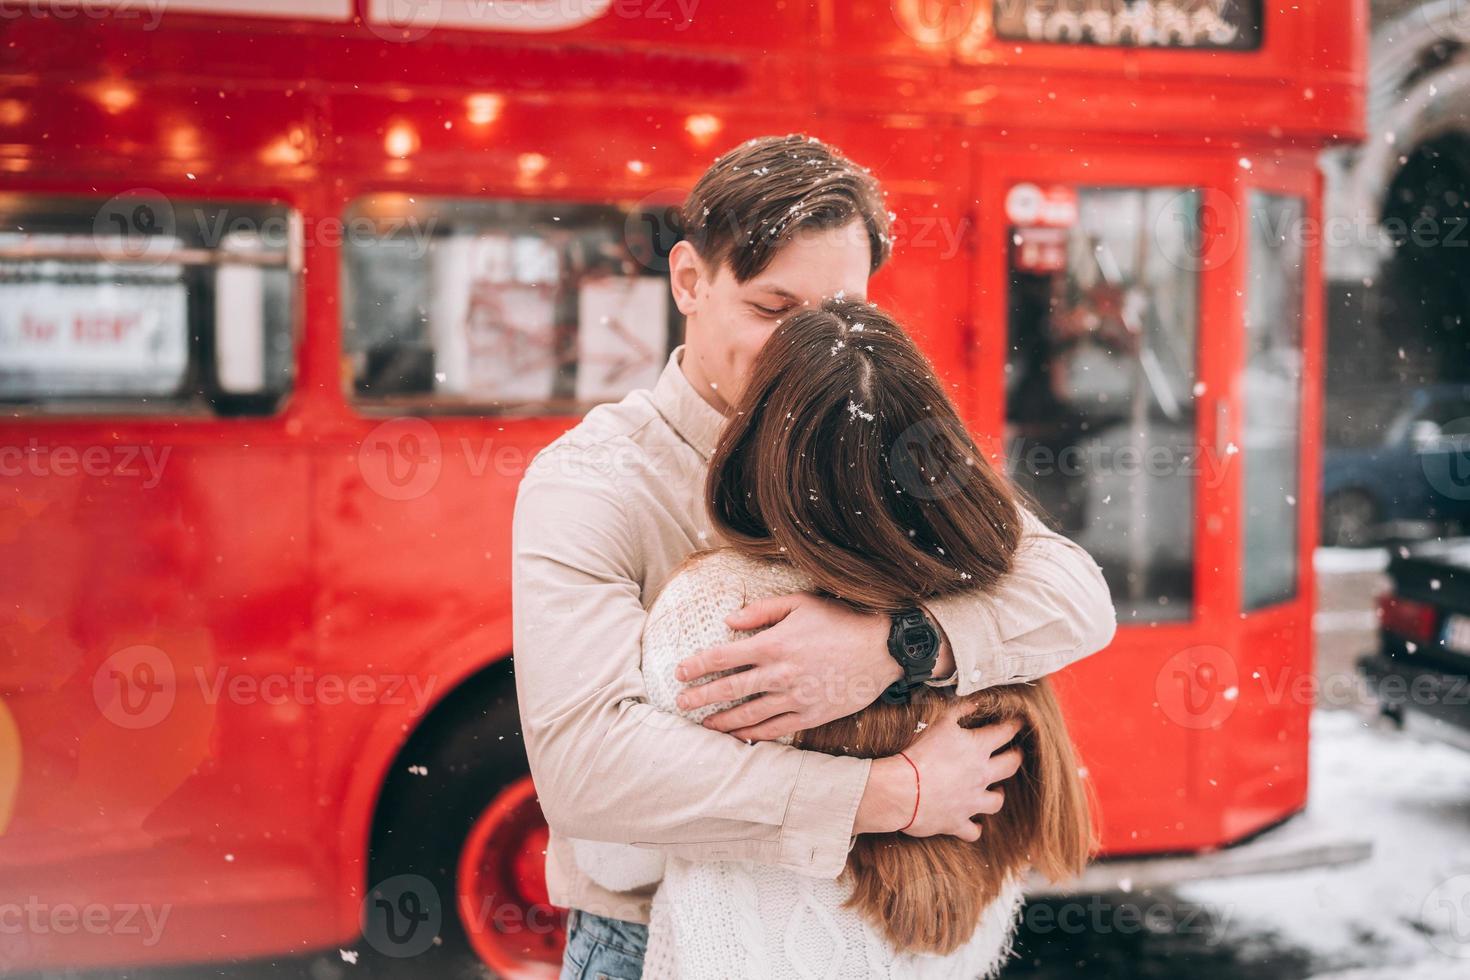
[1375,593,1440,645]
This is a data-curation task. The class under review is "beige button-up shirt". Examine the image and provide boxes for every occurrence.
[511,347,1116,924]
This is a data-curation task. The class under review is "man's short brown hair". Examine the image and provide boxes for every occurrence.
[680,134,892,283]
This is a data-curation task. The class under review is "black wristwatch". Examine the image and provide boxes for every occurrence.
[881,608,940,705]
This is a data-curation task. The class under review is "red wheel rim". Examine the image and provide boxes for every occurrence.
[456,775,566,977]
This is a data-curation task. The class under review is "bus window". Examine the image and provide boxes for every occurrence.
[1242,191,1305,610]
[0,195,297,415]
[1004,185,1201,622]
[342,195,683,414]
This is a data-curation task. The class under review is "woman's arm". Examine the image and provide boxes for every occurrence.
[572,554,768,893]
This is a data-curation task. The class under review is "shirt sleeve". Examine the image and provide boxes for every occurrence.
[923,503,1117,696]
[511,446,870,879]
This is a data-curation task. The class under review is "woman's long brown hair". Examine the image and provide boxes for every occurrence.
[705,300,1094,955]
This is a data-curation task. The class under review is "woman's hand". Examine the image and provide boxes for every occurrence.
[855,709,1023,841]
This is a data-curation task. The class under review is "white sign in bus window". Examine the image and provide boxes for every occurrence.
[215,230,277,394]
[216,263,266,393]
[430,234,561,403]
[575,277,666,403]
[0,272,189,397]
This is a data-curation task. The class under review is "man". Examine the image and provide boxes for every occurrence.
[511,134,1116,979]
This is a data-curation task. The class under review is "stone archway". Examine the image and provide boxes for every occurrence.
[1323,0,1470,397]
[1378,131,1470,384]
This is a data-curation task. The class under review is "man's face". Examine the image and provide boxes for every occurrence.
[670,218,872,412]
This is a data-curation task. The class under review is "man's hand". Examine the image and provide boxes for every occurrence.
[674,592,930,741]
[856,709,1023,841]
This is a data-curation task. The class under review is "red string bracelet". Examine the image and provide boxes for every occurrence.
[896,751,920,832]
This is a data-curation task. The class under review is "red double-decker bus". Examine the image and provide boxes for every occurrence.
[0,0,1366,975]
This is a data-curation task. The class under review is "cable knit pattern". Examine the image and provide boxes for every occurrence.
[575,549,1023,980]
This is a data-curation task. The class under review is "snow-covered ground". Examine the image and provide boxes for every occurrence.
[1008,706,1470,979]
[1182,709,1470,977]
[1312,547,1392,575]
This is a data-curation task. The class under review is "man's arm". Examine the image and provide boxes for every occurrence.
[923,503,1117,696]
[684,501,1115,740]
[512,452,1011,875]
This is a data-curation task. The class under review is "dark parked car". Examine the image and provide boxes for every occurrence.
[1322,384,1470,547]
[1359,538,1470,742]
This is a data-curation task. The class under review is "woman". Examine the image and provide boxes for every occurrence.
[576,299,1092,978]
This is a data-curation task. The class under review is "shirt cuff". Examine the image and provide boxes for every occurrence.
[924,590,1006,697]
[776,752,872,878]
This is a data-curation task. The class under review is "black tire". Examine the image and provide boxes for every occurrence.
[1322,489,1378,548]
[361,662,541,980]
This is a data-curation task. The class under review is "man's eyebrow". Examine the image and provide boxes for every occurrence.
[747,285,801,302]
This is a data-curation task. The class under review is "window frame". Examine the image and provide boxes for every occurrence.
[339,193,685,419]
[0,193,303,418]
[1239,189,1308,613]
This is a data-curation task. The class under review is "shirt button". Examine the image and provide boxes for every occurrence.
[969,669,982,683]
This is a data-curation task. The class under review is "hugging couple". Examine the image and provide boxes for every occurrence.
[511,135,1117,979]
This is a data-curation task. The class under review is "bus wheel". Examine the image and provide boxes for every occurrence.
[457,775,565,975]
[365,669,565,979]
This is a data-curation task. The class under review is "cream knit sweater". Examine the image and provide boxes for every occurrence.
[571,549,1023,980]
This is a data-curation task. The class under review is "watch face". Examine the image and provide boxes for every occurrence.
[899,625,936,663]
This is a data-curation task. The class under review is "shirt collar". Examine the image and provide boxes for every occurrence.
[652,345,726,460]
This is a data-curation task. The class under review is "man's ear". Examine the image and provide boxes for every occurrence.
[668,240,705,317]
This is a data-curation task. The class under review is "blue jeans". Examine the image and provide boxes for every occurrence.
[559,907,649,980]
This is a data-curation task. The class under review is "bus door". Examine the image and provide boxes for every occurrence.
[975,148,1243,854]
[1219,160,1320,841]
